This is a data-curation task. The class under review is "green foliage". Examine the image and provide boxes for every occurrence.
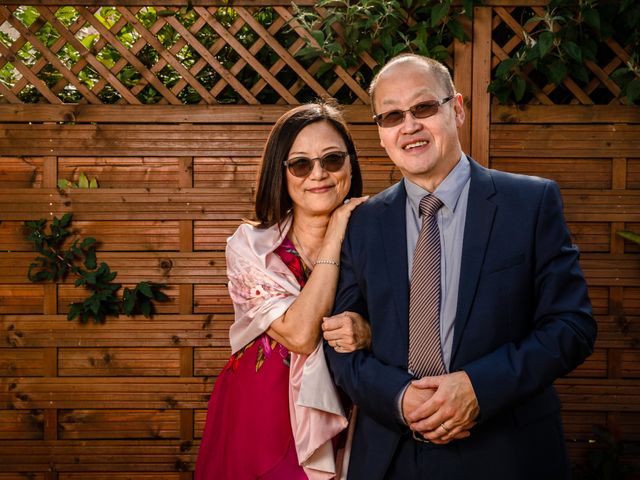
[57,172,99,190]
[25,214,168,324]
[489,0,640,104]
[617,230,640,246]
[293,0,474,72]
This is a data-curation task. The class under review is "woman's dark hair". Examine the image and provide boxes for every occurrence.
[254,99,363,229]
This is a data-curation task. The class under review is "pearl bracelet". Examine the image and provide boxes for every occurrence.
[314,259,339,268]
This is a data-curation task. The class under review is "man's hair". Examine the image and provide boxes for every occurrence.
[369,54,456,109]
[254,99,363,229]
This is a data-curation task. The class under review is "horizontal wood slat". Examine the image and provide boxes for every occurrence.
[0,378,214,409]
[0,124,386,157]
[0,314,233,348]
[0,284,45,314]
[490,124,640,158]
[492,105,640,124]
[0,347,45,376]
[555,379,640,412]
[0,251,227,284]
[0,188,254,221]
[0,157,44,188]
[594,315,640,349]
[0,104,376,123]
[58,409,181,440]
[0,220,181,252]
[59,475,182,480]
[0,440,197,472]
[0,409,44,439]
[2,251,636,285]
[58,348,182,376]
[491,158,612,189]
[1,188,636,222]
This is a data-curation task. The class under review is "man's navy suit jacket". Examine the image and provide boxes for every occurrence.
[325,158,597,479]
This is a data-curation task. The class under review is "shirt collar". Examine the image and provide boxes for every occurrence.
[404,154,471,217]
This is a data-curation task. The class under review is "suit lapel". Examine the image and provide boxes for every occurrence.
[451,160,496,365]
[378,181,410,353]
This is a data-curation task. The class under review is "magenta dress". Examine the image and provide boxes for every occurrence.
[195,237,309,480]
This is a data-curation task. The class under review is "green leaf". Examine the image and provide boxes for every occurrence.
[152,286,169,302]
[310,29,325,46]
[68,303,82,321]
[513,76,526,101]
[123,287,136,314]
[547,61,567,86]
[625,79,640,105]
[562,41,582,64]
[537,31,554,58]
[495,58,516,79]
[316,61,334,77]
[431,1,451,27]
[583,8,600,31]
[81,237,97,249]
[84,250,97,270]
[618,230,640,245]
[295,46,321,60]
[78,172,89,188]
[446,19,466,42]
[137,282,154,298]
[140,299,152,317]
[462,0,474,18]
[572,65,589,84]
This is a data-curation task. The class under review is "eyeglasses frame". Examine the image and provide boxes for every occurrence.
[282,151,350,178]
[372,95,456,128]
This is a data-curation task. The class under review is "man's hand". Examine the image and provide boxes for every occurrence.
[404,371,479,444]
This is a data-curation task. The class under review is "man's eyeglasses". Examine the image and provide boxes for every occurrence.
[373,96,455,128]
[283,151,349,178]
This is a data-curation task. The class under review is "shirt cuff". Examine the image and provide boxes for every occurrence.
[396,380,412,425]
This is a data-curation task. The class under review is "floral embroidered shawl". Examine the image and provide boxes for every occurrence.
[226,216,348,479]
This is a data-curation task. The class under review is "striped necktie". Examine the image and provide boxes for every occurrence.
[408,194,446,378]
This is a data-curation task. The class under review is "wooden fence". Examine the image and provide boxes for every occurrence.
[0,1,639,477]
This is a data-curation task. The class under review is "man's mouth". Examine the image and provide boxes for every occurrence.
[403,140,428,150]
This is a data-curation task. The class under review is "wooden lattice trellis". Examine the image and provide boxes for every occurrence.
[0,2,382,105]
[1,2,636,107]
[490,5,634,105]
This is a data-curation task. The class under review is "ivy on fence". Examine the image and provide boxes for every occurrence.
[25,213,168,323]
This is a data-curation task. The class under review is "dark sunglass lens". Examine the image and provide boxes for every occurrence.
[412,102,438,118]
[380,111,404,127]
[289,158,313,177]
[322,153,346,172]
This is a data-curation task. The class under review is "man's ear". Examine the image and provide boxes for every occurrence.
[454,94,466,127]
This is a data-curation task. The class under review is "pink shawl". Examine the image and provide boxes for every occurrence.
[226,217,348,479]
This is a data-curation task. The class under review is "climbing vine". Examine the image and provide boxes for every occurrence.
[25,213,168,323]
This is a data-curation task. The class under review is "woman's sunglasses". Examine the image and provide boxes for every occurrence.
[373,96,454,128]
[283,151,349,178]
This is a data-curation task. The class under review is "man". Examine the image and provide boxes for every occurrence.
[323,54,597,479]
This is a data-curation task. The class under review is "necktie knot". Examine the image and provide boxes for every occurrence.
[419,195,443,217]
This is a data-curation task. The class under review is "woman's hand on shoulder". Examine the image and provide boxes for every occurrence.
[324,196,369,245]
[322,311,371,353]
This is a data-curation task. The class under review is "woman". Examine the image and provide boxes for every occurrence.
[196,100,370,480]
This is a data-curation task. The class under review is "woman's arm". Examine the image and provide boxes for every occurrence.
[267,197,368,354]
